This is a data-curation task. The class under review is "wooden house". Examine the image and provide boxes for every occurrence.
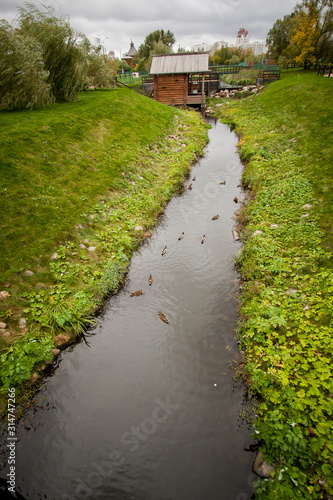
[149,53,210,108]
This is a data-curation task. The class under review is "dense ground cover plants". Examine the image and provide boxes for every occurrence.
[210,70,333,498]
[0,88,208,403]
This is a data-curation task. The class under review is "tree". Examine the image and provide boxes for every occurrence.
[291,0,333,68]
[266,14,296,62]
[17,3,88,102]
[85,38,116,88]
[211,46,247,65]
[0,20,53,110]
[86,52,115,88]
[266,0,333,67]
[137,29,175,60]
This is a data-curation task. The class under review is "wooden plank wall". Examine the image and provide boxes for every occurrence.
[154,74,188,106]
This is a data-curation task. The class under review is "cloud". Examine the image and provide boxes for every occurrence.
[0,0,298,53]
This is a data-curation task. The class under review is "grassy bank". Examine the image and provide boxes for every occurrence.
[0,89,209,402]
[211,71,333,498]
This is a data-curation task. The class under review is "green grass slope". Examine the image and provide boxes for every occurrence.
[0,89,208,398]
[213,71,333,498]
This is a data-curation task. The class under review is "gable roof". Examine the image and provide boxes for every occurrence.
[150,53,209,75]
[127,41,137,57]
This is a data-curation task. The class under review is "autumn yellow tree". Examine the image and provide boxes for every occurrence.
[291,1,322,68]
[267,0,333,68]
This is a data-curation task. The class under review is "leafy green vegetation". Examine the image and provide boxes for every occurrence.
[210,70,333,498]
[0,88,208,400]
[0,4,115,111]
[224,69,259,86]
[266,0,333,68]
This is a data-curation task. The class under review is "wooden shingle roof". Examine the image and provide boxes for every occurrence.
[150,53,210,75]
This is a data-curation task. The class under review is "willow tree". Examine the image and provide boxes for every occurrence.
[0,20,53,110]
[17,3,88,102]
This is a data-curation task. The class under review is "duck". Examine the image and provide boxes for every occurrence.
[220,181,226,185]
[192,176,196,181]
[188,183,192,190]
[158,311,169,324]
[161,245,167,255]
[178,232,185,240]
[201,234,206,244]
[130,289,143,297]
[233,196,239,203]
[148,274,154,286]
[211,215,219,220]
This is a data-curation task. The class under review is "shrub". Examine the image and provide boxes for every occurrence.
[225,69,259,86]
[0,20,53,110]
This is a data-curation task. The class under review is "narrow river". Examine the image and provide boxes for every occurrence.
[1,119,256,500]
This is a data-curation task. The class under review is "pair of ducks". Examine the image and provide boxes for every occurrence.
[161,231,183,255]
[129,273,154,296]
[161,228,209,254]
[188,176,196,191]
[130,275,169,324]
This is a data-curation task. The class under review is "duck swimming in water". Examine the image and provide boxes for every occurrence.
[148,274,154,286]
[201,235,206,244]
[130,289,143,297]
[158,311,169,324]
[161,245,167,255]
[178,232,185,240]
[211,215,219,220]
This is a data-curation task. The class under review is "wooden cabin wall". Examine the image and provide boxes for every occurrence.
[153,74,188,106]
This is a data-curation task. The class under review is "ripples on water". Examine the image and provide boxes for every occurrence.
[0,119,256,500]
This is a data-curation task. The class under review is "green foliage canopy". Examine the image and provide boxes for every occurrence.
[210,45,250,65]
[266,14,296,63]
[267,0,333,67]
[137,29,175,60]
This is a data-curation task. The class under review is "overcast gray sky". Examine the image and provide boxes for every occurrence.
[0,0,298,56]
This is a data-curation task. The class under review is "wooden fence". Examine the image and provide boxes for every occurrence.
[257,69,281,85]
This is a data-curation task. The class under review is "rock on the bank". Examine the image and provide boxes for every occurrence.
[252,451,276,478]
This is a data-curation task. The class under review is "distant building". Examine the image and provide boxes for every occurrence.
[191,41,228,55]
[108,51,116,60]
[235,29,249,49]
[249,41,267,56]
[191,42,213,53]
[122,41,137,68]
[235,29,267,56]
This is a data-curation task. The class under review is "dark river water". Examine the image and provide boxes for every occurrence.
[1,119,256,500]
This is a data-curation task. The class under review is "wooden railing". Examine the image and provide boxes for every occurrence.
[209,64,280,74]
[257,69,281,83]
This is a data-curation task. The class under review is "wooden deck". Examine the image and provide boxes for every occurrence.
[186,94,206,105]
